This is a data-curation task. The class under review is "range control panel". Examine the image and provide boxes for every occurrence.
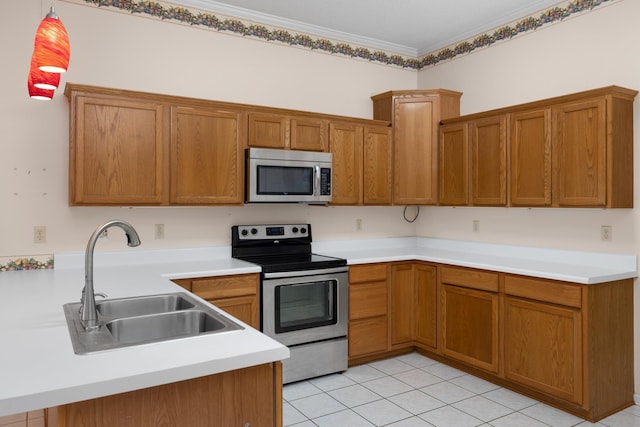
[234,224,311,240]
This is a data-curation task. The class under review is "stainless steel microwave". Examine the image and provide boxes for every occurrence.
[245,148,332,204]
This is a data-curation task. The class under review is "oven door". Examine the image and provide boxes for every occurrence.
[262,267,348,346]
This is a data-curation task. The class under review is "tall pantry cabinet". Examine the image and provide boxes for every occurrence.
[371,89,462,205]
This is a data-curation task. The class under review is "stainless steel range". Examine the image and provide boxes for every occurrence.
[231,224,348,384]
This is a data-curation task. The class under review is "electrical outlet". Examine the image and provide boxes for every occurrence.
[472,220,480,233]
[355,219,362,231]
[601,225,612,242]
[155,224,165,239]
[33,226,46,243]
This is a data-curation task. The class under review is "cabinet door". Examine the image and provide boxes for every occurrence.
[438,123,468,205]
[290,118,328,151]
[415,264,437,349]
[170,107,244,204]
[390,263,414,347]
[470,116,507,206]
[248,112,287,148]
[440,284,499,373]
[363,126,393,205]
[210,295,259,329]
[393,97,438,205]
[510,109,552,206]
[504,296,582,404]
[329,123,363,205]
[554,98,607,207]
[70,96,167,205]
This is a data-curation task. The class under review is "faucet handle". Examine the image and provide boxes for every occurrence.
[94,292,108,299]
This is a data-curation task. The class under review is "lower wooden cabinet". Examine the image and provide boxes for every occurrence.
[439,268,499,374]
[348,263,389,359]
[0,410,48,427]
[504,295,582,403]
[172,273,260,329]
[56,362,282,427]
[348,261,632,421]
[390,263,437,350]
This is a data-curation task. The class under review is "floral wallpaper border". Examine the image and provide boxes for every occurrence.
[0,256,54,272]
[64,0,616,69]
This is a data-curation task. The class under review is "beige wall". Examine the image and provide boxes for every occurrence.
[1,0,417,257]
[417,0,640,395]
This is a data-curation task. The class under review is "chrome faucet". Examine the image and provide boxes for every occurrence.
[81,220,141,331]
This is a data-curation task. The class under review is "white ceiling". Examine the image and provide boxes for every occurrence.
[170,0,566,57]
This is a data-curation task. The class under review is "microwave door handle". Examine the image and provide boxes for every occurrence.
[314,165,320,197]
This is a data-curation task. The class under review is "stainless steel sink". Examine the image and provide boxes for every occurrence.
[106,310,230,344]
[63,292,243,354]
[97,294,195,318]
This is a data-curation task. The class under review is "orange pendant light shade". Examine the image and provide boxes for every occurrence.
[27,72,54,100]
[28,54,60,90]
[33,9,70,73]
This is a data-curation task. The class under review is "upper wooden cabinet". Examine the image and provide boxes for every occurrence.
[438,122,469,205]
[329,122,392,205]
[372,90,462,205]
[442,85,637,208]
[66,84,246,206]
[65,83,389,206]
[510,108,552,206]
[170,106,245,204]
[470,115,507,206]
[67,93,168,205]
[248,112,328,151]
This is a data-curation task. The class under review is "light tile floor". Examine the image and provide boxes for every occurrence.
[283,352,640,427]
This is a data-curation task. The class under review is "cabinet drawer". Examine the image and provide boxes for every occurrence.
[350,263,387,283]
[350,281,387,319]
[191,274,259,300]
[349,316,388,357]
[504,275,581,308]
[440,266,499,292]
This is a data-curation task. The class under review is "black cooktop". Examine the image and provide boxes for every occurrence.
[237,253,346,273]
[231,224,346,273]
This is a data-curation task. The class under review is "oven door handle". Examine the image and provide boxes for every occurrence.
[263,266,348,279]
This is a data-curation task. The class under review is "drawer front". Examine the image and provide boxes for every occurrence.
[440,266,499,292]
[349,263,388,283]
[504,275,581,308]
[349,316,388,357]
[350,281,388,319]
[191,274,259,300]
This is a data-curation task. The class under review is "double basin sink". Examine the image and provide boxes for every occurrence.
[63,292,244,354]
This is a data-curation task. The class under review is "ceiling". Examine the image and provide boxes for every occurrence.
[169,0,567,57]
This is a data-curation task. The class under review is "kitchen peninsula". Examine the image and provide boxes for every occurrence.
[0,237,636,423]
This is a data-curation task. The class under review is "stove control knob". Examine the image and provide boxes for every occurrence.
[241,229,248,236]
[292,227,299,233]
[251,228,258,235]
[300,227,307,234]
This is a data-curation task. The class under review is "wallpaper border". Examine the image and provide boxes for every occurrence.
[62,0,617,69]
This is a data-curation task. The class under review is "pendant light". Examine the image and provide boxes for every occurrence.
[28,53,60,90]
[27,72,54,100]
[33,5,70,74]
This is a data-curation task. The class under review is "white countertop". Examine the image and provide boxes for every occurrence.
[0,237,636,416]
[314,237,638,284]
[0,256,284,417]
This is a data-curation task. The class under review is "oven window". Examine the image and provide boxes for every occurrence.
[275,279,337,333]
[257,165,314,195]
